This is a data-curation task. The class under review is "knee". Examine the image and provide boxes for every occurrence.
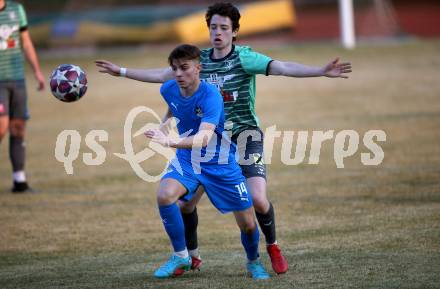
[241,220,257,234]
[156,190,179,206]
[252,193,270,214]
[179,201,196,214]
[9,120,26,138]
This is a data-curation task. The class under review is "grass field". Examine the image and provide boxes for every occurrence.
[1,39,439,289]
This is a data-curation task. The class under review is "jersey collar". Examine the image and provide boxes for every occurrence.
[209,45,235,62]
[176,80,204,101]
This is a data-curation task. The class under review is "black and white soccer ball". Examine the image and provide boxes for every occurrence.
[50,64,87,102]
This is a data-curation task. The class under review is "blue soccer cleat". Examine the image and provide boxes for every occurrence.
[154,255,192,279]
[247,260,270,280]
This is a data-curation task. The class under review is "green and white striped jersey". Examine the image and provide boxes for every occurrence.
[200,45,272,137]
[0,1,27,81]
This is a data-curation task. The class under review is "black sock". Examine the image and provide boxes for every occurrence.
[255,202,276,245]
[9,135,25,173]
[182,207,198,251]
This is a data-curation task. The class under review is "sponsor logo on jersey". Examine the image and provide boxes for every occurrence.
[0,24,19,50]
[220,89,238,102]
[205,73,235,89]
[9,12,17,21]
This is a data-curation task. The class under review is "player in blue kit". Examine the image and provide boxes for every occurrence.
[96,3,352,276]
[144,44,269,280]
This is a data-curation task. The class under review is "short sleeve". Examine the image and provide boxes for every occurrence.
[160,80,175,101]
[18,4,28,29]
[200,85,222,126]
[238,46,273,76]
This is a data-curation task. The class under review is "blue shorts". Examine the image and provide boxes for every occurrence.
[162,158,252,214]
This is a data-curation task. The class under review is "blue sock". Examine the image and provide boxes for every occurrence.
[241,228,260,261]
[158,203,186,252]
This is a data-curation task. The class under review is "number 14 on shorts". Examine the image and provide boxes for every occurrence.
[235,182,249,201]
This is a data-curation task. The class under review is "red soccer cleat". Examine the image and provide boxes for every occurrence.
[173,256,202,277]
[267,244,288,274]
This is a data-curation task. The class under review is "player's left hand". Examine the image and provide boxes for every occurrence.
[145,129,173,147]
[323,58,352,78]
[35,70,45,91]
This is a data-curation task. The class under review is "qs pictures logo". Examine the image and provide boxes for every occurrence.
[54,106,180,182]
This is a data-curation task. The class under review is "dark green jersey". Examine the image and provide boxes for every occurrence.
[200,45,272,137]
[0,1,27,81]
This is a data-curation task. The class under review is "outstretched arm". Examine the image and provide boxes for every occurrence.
[268,58,352,79]
[95,59,174,83]
[145,122,215,149]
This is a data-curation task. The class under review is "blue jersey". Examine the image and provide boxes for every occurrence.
[160,80,236,166]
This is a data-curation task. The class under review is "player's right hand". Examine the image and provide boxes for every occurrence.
[35,70,45,91]
[95,60,122,76]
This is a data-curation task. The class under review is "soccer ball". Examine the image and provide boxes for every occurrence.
[50,64,87,102]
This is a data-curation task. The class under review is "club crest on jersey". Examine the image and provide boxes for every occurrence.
[195,106,203,117]
[225,60,234,70]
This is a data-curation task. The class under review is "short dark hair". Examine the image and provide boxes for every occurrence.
[205,2,241,40]
[168,44,201,66]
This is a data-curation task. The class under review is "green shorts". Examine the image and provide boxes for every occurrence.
[0,80,29,120]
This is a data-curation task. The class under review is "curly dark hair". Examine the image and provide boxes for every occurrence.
[205,2,241,41]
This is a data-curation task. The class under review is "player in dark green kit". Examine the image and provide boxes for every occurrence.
[96,2,351,275]
[199,45,271,137]
[0,0,45,193]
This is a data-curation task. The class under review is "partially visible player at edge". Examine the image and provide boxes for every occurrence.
[0,0,45,193]
[145,44,269,280]
[96,1,352,275]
